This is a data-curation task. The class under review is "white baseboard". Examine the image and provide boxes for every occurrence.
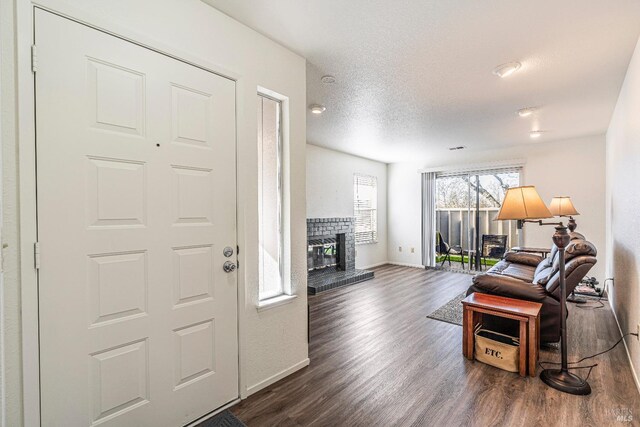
[387,261,424,269]
[246,358,310,396]
[358,261,388,270]
[609,300,640,395]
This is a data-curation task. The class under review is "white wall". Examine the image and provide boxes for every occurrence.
[388,134,607,280]
[1,0,23,424]
[1,1,308,424]
[606,34,640,389]
[387,163,423,267]
[306,144,388,268]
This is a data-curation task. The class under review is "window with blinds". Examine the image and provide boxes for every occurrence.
[354,174,378,245]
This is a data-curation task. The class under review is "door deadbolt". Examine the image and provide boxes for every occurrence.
[223,246,234,257]
[223,261,236,273]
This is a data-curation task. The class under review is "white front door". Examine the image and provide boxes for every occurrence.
[35,9,238,426]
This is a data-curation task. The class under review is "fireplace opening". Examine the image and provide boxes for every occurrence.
[306,218,373,294]
[307,236,340,271]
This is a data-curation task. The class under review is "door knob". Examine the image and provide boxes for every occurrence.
[223,261,236,273]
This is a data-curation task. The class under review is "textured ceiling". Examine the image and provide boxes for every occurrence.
[204,0,640,163]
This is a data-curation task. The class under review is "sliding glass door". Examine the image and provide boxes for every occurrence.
[434,168,521,270]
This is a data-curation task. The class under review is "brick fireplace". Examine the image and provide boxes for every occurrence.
[307,217,374,294]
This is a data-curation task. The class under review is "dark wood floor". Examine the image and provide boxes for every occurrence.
[231,264,640,426]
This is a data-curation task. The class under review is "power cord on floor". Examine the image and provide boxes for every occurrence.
[538,332,638,381]
[536,362,598,382]
[572,277,613,310]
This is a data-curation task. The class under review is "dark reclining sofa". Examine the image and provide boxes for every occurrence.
[466,232,597,343]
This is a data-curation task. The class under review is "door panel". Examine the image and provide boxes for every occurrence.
[36,10,238,426]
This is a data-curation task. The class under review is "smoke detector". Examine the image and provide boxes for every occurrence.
[321,75,336,84]
[309,104,326,114]
[493,62,521,78]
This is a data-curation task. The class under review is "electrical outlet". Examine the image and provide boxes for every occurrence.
[411,247,415,253]
[399,246,402,252]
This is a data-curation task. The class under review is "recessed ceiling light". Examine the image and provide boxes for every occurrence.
[309,104,326,114]
[493,61,522,78]
[321,75,336,84]
[530,130,544,139]
[517,107,537,117]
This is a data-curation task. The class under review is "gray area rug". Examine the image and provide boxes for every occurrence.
[197,410,246,427]
[426,292,466,326]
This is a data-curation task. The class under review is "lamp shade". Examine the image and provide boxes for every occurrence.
[549,196,579,217]
[494,186,553,220]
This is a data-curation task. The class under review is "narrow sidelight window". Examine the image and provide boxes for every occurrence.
[354,174,378,245]
[257,94,284,300]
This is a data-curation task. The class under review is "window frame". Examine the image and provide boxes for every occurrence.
[433,166,523,268]
[257,92,285,302]
[353,173,378,245]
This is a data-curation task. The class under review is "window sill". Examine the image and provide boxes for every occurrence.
[257,294,298,312]
[356,241,378,246]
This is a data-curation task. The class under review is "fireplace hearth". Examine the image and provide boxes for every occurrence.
[306,218,374,294]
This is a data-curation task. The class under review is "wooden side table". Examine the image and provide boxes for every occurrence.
[462,292,542,377]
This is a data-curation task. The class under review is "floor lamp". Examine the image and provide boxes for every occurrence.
[549,196,580,233]
[550,196,586,304]
[495,186,591,395]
